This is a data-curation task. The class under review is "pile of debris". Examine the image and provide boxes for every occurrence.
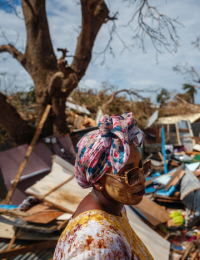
[1,107,200,260]
[0,155,170,260]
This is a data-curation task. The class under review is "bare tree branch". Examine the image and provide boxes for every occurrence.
[0,0,23,19]
[192,36,200,52]
[173,64,200,86]
[123,0,183,54]
[175,95,200,107]
[0,44,27,70]
[101,88,155,111]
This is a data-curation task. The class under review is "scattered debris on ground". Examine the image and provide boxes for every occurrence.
[0,109,200,260]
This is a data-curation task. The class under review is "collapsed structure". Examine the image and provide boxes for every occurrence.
[0,106,200,260]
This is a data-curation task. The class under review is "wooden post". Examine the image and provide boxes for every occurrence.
[4,105,51,204]
[175,122,181,145]
[181,243,194,260]
[3,228,19,260]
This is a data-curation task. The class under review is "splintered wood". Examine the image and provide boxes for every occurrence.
[25,155,92,213]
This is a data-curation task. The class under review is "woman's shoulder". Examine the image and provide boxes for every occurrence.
[54,210,130,260]
[67,209,124,234]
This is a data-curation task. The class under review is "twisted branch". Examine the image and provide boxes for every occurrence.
[0,44,27,70]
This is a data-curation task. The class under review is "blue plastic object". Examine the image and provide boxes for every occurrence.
[161,127,168,174]
[172,244,183,251]
[155,186,178,197]
[146,176,155,181]
[145,185,158,194]
[0,205,18,209]
[152,172,162,177]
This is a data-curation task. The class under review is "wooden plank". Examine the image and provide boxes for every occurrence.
[153,194,181,203]
[26,202,59,214]
[0,222,15,239]
[41,174,75,199]
[181,243,194,260]
[44,177,91,213]
[3,228,19,260]
[23,211,63,224]
[191,251,198,260]
[0,208,32,217]
[26,160,73,199]
[21,202,64,223]
[133,196,170,226]
[187,120,196,146]
[175,122,181,145]
[0,240,57,259]
[165,167,185,191]
[126,206,170,260]
[53,155,74,173]
[26,157,91,213]
[4,105,51,204]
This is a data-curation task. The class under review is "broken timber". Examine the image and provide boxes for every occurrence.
[4,105,51,204]
[0,240,57,259]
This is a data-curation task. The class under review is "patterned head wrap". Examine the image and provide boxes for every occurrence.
[75,112,145,188]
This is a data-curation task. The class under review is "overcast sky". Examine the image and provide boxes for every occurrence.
[0,0,200,104]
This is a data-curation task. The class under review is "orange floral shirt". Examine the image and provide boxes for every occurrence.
[53,208,153,260]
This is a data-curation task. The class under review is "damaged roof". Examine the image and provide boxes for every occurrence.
[155,113,200,125]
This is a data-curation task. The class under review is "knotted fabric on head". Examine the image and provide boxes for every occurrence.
[74,112,145,188]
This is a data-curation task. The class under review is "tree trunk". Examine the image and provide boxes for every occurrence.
[0,93,35,144]
[0,0,109,144]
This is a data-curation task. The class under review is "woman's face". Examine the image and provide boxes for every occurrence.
[104,144,146,205]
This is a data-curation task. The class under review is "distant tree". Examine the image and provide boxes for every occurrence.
[0,0,181,144]
[182,84,197,104]
[156,88,170,106]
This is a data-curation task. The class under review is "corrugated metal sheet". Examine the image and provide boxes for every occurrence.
[183,189,200,217]
[0,241,55,260]
[0,215,58,234]
[180,168,200,200]
[155,113,200,125]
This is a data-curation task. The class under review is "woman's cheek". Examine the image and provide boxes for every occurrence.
[105,177,143,205]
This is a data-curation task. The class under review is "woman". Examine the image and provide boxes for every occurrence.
[53,113,153,260]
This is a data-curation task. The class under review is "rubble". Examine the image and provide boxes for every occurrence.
[0,110,200,259]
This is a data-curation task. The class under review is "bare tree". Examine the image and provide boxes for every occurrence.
[173,36,200,87]
[0,0,181,144]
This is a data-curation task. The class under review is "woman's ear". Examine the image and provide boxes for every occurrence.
[93,174,108,191]
[93,181,104,191]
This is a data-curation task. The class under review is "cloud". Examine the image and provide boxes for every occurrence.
[0,0,200,103]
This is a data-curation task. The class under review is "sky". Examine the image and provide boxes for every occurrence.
[0,0,200,104]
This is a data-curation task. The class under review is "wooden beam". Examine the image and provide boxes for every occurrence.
[3,228,19,260]
[181,243,194,260]
[4,105,51,204]
[191,251,198,260]
[175,122,181,145]
[41,175,75,199]
[0,240,57,259]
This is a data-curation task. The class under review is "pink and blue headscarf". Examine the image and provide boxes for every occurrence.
[75,112,145,188]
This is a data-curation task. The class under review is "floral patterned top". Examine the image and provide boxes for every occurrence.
[53,208,153,260]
